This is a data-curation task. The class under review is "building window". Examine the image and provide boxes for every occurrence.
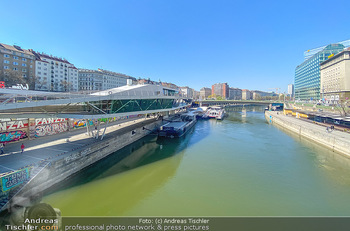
[22,58,26,61]
[38,67,41,70]
[13,56,19,60]
[3,66,9,69]
[3,60,9,64]
[13,62,18,65]
[22,69,26,72]
[13,67,18,71]
[30,65,32,68]
[3,54,9,58]
[22,63,27,67]
[23,74,26,78]
[38,71,41,74]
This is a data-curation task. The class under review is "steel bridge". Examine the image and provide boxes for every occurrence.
[197,100,273,107]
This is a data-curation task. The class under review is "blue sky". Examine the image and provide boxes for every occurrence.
[1,0,349,92]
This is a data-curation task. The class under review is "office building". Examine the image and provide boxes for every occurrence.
[304,39,350,61]
[295,43,345,100]
[288,84,294,97]
[320,48,350,104]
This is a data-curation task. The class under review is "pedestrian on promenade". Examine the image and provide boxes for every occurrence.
[0,143,4,154]
[21,143,25,153]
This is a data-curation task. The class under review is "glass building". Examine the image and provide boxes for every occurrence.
[295,44,345,101]
[303,39,350,61]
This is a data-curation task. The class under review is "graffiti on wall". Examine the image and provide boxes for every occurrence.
[0,120,28,132]
[35,122,68,137]
[71,115,141,129]
[1,168,30,192]
[73,119,93,129]
[35,118,67,126]
[0,131,27,143]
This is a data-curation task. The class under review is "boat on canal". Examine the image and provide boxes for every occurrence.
[158,112,197,138]
[206,106,226,120]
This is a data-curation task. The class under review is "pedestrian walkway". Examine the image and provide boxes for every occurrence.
[0,116,157,175]
[267,111,350,157]
[269,111,350,140]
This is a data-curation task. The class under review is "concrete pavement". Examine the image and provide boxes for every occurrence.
[0,116,157,175]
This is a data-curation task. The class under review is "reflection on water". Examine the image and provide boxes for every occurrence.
[44,106,350,216]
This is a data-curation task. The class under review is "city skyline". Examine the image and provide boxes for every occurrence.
[1,0,350,92]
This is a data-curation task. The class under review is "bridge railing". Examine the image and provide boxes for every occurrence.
[0,90,175,106]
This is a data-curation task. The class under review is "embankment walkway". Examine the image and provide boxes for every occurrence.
[0,117,157,175]
[265,111,350,158]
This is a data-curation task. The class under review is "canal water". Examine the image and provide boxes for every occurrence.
[43,106,350,216]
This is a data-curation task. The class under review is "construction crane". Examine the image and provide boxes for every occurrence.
[268,88,281,94]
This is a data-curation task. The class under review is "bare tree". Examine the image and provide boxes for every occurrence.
[335,99,350,116]
[0,69,26,86]
[61,80,73,92]
[35,79,48,91]
[0,69,36,90]
[255,94,262,100]
[27,74,36,90]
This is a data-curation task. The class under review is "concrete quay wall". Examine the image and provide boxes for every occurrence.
[265,111,350,158]
[20,118,162,199]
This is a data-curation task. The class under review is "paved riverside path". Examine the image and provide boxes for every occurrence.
[0,117,157,175]
[267,111,350,156]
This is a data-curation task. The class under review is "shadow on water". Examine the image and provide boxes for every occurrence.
[225,105,266,124]
[45,121,209,195]
[272,121,350,186]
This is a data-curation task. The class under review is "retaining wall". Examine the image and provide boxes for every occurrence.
[18,118,162,200]
[265,111,350,157]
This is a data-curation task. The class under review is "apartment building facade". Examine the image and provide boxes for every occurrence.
[228,88,242,100]
[79,68,134,91]
[180,86,194,98]
[32,51,78,91]
[0,43,36,89]
[212,83,229,99]
[242,89,252,100]
[200,87,211,100]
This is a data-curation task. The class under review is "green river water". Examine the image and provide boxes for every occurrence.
[43,106,350,216]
